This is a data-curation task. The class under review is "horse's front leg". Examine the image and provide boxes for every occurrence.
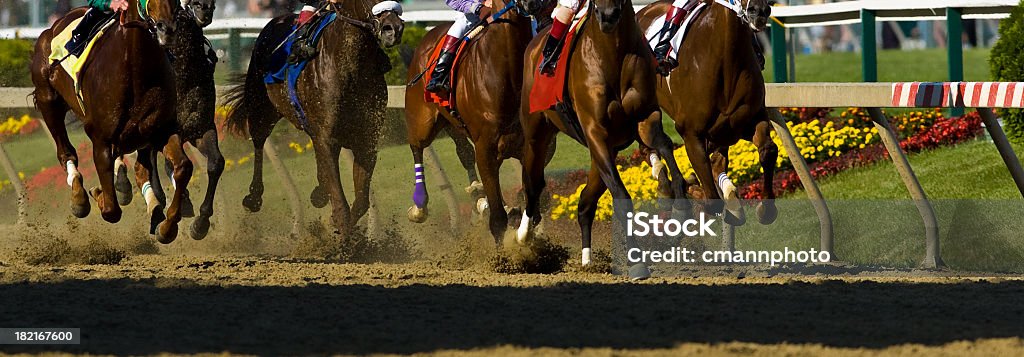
[516,113,556,246]
[243,120,276,212]
[90,140,122,223]
[312,136,350,236]
[637,109,691,215]
[191,129,225,240]
[474,135,508,246]
[133,149,164,238]
[113,153,134,206]
[156,135,194,244]
[586,130,649,280]
[711,147,745,226]
[37,98,88,218]
[683,133,724,215]
[348,147,377,225]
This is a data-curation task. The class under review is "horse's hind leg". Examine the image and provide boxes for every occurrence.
[242,120,276,212]
[156,135,194,244]
[516,115,555,245]
[710,147,745,226]
[89,139,123,223]
[405,113,444,223]
[133,149,165,236]
[163,152,194,218]
[448,127,482,198]
[638,110,691,214]
[190,129,225,240]
[349,146,377,226]
[37,96,90,218]
[752,120,778,224]
[114,154,133,206]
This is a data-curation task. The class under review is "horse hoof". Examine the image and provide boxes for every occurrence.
[628,263,651,281]
[114,166,133,206]
[724,208,746,226]
[242,194,263,213]
[156,221,178,244]
[407,205,428,223]
[70,200,91,219]
[506,207,523,227]
[310,186,328,208]
[189,217,211,240]
[100,207,123,224]
[149,206,166,235]
[475,197,489,215]
[180,195,195,218]
[465,181,485,199]
[757,201,778,225]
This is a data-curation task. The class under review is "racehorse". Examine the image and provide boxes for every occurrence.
[224,0,404,237]
[404,0,553,244]
[517,0,692,279]
[113,0,224,241]
[30,0,192,243]
[637,0,777,225]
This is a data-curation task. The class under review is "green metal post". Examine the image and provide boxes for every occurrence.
[948,8,965,117]
[229,28,242,75]
[771,20,788,83]
[861,9,877,82]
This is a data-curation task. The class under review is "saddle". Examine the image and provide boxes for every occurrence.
[264,12,338,131]
[421,36,472,109]
[48,14,118,113]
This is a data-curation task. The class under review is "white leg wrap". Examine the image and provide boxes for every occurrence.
[649,153,663,180]
[142,182,159,213]
[516,211,531,245]
[114,157,125,173]
[581,247,592,266]
[476,197,489,214]
[718,172,736,198]
[66,161,79,187]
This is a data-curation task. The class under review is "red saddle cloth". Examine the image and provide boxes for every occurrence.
[423,36,471,108]
[528,11,590,114]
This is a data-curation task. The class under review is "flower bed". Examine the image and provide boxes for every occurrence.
[0,115,41,139]
[550,108,984,221]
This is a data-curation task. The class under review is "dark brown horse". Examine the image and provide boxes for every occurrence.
[224,1,404,237]
[518,0,691,279]
[404,0,551,244]
[637,0,777,225]
[113,0,224,240]
[30,0,192,243]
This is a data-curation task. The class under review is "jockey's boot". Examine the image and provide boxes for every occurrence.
[288,6,321,64]
[538,34,564,76]
[425,35,461,94]
[538,19,569,76]
[653,6,688,76]
[66,9,108,57]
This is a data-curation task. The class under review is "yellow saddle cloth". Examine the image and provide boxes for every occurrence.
[48,16,116,112]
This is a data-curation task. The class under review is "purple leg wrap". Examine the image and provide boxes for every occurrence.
[413,164,428,208]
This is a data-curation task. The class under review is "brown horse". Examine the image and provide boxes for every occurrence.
[518,0,691,278]
[30,0,192,243]
[637,0,777,225]
[224,1,404,237]
[404,0,552,244]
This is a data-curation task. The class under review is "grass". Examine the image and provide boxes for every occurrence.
[762,48,992,83]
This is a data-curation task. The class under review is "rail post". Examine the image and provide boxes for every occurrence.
[770,20,788,83]
[424,147,461,236]
[867,108,943,268]
[977,108,1024,197]
[768,109,835,257]
[0,142,27,225]
[228,28,243,75]
[861,9,877,82]
[722,220,735,252]
[947,8,965,117]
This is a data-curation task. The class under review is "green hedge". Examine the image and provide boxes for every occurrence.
[384,24,428,86]
[990,1,1024,144]
[0,39,34,87]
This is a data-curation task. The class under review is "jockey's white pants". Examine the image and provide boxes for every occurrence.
[447,11,482,38]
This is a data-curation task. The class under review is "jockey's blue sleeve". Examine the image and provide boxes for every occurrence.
[88,0,112,11]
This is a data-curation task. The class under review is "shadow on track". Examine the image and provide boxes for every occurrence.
[2,278,1022,354]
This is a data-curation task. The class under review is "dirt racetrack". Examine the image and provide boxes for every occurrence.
[1,253,1024,356]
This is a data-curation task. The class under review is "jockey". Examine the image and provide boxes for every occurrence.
[651,0,696,74]
[289,0,336,63]
[65,0,127,57]
[536,0,577,76]
[425,0,494,94]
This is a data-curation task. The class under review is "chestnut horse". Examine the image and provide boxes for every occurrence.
[224,1,404,237]
[404,0,551,244]
[114,0,223,241]
[30,0,192,243]
[518,0,691,279]
[637,0,777,225]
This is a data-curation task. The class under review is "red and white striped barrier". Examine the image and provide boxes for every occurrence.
[891,82,1024,108]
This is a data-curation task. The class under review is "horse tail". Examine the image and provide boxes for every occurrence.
[222,19,285,136]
